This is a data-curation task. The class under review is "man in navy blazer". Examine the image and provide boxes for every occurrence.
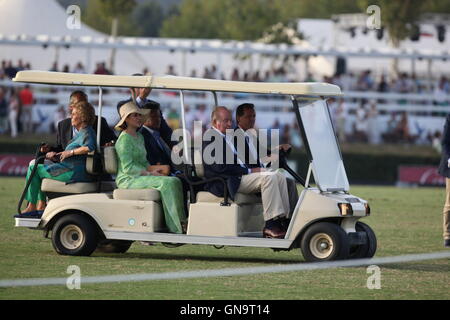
[139,101,174,172]
[234,103,299,218]
[438,114,450,247]
[116,73,174,148]
[202,106,290,239]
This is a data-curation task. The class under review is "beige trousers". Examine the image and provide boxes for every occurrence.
[443,178,450,240]
[237,171,290,221]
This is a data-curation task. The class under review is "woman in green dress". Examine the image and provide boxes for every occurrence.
[114,102,186,234]
[19,101,97,217]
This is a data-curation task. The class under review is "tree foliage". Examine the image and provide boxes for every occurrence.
[160,0,284,40]
[83,0,138,36]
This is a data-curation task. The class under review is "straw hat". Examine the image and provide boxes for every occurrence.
[114,101,150,131]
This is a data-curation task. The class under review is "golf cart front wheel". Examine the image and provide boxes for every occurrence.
[52,213,99,256]
[349,221,377,259]
[301,222,350,262]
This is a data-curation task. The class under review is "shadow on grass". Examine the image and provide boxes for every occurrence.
[93,249,302,265]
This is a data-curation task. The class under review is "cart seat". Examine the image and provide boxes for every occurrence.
[196,191,261,205]
[192,149,261,205]
[42,179,98,194]
[104,146,161,201]
[113,188,161,201]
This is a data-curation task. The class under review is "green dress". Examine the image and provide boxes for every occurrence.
[115,131,186,234]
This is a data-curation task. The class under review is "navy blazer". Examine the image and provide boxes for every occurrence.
[438,114,450,178]
[139,126,173,170]
[202,129,248,200]
[53,116,116,152]
[117,98,174,148]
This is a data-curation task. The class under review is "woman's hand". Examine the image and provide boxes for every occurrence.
[141,169,164,176]
[58,150,74,161]
[149,169,164,176]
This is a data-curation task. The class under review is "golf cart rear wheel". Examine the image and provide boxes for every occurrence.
[52,213,98,256]
[301,222,350,262]
[349,221,377,259]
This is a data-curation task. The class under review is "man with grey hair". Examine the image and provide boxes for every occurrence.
[202,106,290,239]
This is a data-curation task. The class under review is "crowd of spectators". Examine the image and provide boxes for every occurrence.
[1,59,449,148]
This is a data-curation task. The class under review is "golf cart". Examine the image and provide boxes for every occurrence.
[13,70,376,262]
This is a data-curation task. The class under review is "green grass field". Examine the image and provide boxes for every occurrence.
[0,177,449,300]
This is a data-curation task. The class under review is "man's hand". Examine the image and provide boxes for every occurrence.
[279,144,292,152]
[251,167,266,173]
[103,141,114,147]
[45,151,58,161]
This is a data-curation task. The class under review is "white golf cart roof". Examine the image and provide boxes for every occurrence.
[13,70,342,96]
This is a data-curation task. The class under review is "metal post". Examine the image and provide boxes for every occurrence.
[179,90,190,164]
[182,50,187,77]
[213,91,218,106]
[427,59,433,93]
[96,87,103,152]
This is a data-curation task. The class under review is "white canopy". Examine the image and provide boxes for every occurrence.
[13,70,342,96]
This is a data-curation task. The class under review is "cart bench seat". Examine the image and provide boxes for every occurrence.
[112,188,161,201]
[196,191,261,205]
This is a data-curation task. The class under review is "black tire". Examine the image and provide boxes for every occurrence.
[349,221,377,259]
[96,240,133,254]
[51,213,99,256]
[300,222,350,262]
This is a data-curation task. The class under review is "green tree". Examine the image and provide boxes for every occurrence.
[357,0,426,48]
[83,0,138,36]
[133,1,165,37]
[160,0,283,40]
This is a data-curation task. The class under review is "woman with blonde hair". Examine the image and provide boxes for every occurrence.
[114,101,186,234]
[17,101,97,218]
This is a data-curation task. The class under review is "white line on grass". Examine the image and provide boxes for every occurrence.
[0,251,449,288]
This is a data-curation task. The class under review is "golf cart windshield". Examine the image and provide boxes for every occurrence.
[295,99,349,192]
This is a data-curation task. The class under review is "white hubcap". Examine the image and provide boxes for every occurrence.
[60,225,84,250]
[310,233,334,259]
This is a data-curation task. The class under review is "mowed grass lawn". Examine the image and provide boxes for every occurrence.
[0,177,448,300]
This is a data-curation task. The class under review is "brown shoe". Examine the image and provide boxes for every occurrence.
[263,226,286,239]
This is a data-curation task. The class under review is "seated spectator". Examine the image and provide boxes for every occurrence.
[17,101,97,218]
[382,112,399,143]
[4,61,18,79]
[0,88,7,134]
[94,62,110,75]
[139,102,173,172]
[203,106,290,239]
[351,103,368,142]
[114,102,187,234]
[116,74,174,148]
[41,90,116,162]
[8,88,20,138]
[432,130,442,154]
[73,62,86,74]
